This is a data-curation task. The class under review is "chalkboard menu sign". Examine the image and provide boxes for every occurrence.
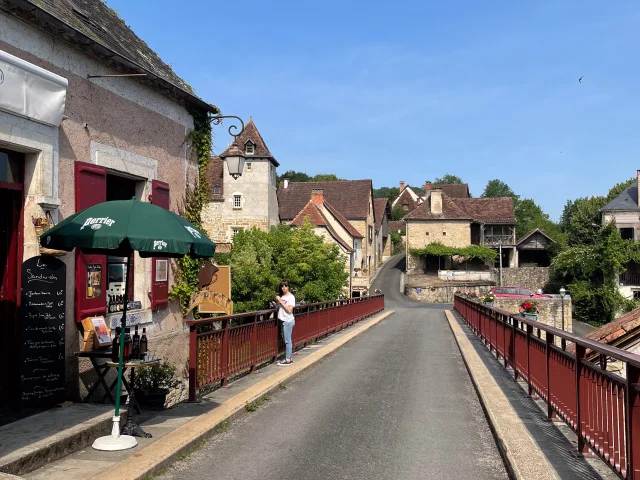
[20,256,66,406]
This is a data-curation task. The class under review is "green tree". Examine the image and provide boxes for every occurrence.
[276,170,312,184]
[374,186,400,203]
[391,205,406,221]
[312,174,343,182]
[433,173,463,184]
[229,222,349,313]
[607,177,635,201]
[565,196,607,246]
[481,179,519,200]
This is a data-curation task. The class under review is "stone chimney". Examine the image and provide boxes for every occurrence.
[637,170,640,207]
[424,181,432,200]
[399,180,405,191]
[430,188,443,214]
[282,178,289,191]
[311,189,324,205]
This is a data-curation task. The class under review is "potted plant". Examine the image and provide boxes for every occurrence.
[519,300,539,320]
[467,291,478,302]
[482,292,496,307]
[134,362,180,408]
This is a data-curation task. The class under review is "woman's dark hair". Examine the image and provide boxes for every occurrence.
[279,280,289,295]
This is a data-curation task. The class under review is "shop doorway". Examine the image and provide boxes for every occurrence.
[0,149,24,407]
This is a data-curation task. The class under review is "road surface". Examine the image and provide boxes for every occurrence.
[157,255,507,480]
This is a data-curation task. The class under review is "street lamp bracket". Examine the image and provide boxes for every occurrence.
[209,115,245,138]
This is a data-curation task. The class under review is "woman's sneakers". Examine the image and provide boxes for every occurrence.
[277,359,293,366]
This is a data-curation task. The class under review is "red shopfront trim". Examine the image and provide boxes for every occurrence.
[150,180,170,310]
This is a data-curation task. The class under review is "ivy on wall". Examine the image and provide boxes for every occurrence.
[169,106,218,312]
[409,242,497,262]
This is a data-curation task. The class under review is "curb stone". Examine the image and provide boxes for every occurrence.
[90,309,394,480]
[445,310,558,480]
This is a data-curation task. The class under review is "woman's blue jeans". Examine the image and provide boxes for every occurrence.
[283,320,295,359]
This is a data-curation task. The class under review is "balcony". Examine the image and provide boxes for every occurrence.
[482,234,516,246]
[620,271,640,286]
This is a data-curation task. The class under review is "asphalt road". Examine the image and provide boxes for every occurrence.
[157,255,507,480]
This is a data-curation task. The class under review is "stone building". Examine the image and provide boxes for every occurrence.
[374,197,391,263]
[289,189,364,295]
[202,119,280,243]
[0,0,215,405]
[278,179,377,294]
[404,188,516,273]
[392,180,470,216]
[601,170,640,301]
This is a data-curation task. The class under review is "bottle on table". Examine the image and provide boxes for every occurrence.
[139,328,148,360]
[124,327,132,362]
[111,327,121,362]
[132,325,140,360]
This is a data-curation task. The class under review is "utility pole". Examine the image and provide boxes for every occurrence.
[499,242,503,286]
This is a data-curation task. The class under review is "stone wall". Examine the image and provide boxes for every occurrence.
[498,267,550,291]
[494,296,572,334]
[405,220,471,272]
[405,284,491,303]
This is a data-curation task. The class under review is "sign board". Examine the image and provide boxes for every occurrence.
[20,256,66,406]
[198,265,232,314]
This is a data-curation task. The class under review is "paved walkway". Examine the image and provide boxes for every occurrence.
[156,257,507,480]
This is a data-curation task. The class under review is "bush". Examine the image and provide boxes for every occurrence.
[135,362,180,395]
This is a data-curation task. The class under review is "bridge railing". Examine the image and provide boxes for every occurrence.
[187,294,384,401]
[455,294,640,479]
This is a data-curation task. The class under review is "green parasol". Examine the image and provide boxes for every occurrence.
[41,197,214,451]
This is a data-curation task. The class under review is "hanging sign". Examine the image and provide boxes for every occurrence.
[20,255,66,406]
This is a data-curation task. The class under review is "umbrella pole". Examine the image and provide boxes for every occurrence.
[93,254,137,451]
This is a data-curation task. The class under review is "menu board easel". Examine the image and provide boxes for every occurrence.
[20,255,66,407]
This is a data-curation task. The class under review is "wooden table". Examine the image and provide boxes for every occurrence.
[79,350,115,404]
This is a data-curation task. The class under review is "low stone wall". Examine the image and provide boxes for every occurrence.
[405,284,492,303]
[497,267,550,292]
[494,296,572,334]
[438,270,493,282]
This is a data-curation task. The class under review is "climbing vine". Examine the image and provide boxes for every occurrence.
[409,242,497,262]
[169,105,218,312]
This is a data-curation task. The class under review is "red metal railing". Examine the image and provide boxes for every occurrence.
[187,294,384,401]
[454,294,640,479]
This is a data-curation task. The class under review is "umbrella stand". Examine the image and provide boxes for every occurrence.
[92,255,138,451]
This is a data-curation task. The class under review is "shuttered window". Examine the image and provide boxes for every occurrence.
[151,180,170,310]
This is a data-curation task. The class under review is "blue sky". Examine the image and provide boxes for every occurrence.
[107,0,640,220]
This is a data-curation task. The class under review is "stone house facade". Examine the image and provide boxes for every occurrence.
[404,188,516,273]
[278,179,377,293]
[392,180,470,216]
[374,197,391,263]
[202,119,280,243]
[0,0,215,405]
[289,189,364,295]
[601,170,640,301]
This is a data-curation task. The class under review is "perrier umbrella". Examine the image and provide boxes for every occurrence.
[41,197,215,451]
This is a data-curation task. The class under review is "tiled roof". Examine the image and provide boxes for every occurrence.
[290,202,354,253]
[4,0,214,112]
[324,202,364,238]
[404,195,515,224]
[516,228,554,246]
[433,183,470,198]
[374,198,389,230]
[601,185,640,212]
[219,119,279,166]
[568,307,640,355]
[206,157,224,201]
[394,189,419,213]
[278,180,373,220]
[389,221,406,234]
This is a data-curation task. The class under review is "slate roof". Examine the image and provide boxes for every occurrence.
[374,198,389,230]
[278,180,373,221]
[601,185,640,212]
[206,157,224,201]
[219,119,279,166]
[290,201,355,252]
[516,228,554,246]
[2,0,214,113]
[404,194,516,224]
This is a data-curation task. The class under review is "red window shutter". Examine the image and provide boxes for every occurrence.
[151,180,170,310]
[74,162,107,322]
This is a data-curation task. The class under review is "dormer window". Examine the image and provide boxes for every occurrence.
[245,141,255,156]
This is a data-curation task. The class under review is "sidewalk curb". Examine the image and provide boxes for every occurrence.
[445,310,559,480]
[90,309,394,480]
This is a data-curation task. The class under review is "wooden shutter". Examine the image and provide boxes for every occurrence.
[74,162,107,322]
[151,180,170,310]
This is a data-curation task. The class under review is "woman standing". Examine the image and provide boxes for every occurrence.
[276,280,296,366]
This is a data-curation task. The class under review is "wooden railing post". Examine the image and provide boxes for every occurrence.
[546,332,555,420]
[626,364,640,478]
[221,319,229,387]
[576,344,588,455]
[188,324,198,402]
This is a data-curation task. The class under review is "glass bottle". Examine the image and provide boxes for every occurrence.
[139,328,148,360]
[132,325,140,360]
[123,327,132,362]
[111,327,121,362]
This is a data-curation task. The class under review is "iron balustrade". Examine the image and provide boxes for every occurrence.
[621,272,640,287]
[187,294,385,401]
[454,294,640,479]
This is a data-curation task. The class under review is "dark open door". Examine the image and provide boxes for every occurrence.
[151,180,170,310]
[74,162,107,322]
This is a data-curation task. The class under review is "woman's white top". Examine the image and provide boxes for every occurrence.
[277,293,296,323]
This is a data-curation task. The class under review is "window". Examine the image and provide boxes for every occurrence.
[213,187,221,195]
[368,226,373,243]
[233,194,242,209]
[246,162,252,171]
[633,290,640,300]
[231,227,243,239]
[245,142,255,155]
[402,203,409,211]
[425,232,430,236]
[443,232,447,236]
[620,228,634,240]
